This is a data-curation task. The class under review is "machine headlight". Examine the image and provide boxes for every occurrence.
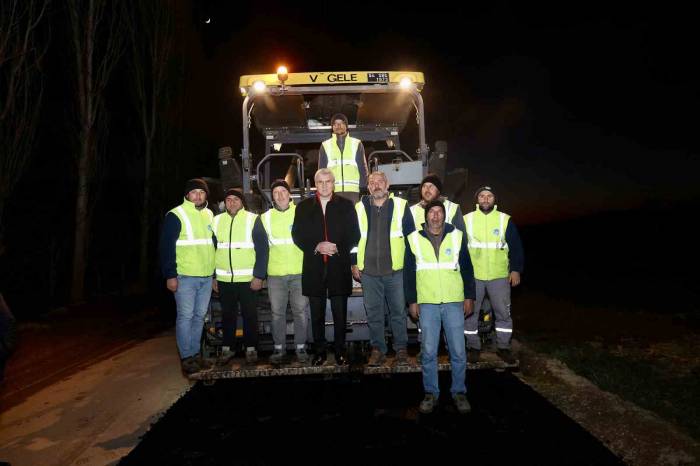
[399,76,413,90]
[253,80,267,93]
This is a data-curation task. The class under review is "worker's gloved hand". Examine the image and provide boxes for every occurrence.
[212,279,219,294]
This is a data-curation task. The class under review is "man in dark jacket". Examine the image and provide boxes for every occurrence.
[292,168,360,366]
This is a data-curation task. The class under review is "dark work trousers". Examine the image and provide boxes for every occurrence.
[308,295,348,356]
[218,281,259,349]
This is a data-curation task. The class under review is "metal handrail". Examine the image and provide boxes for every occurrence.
[255,152,306,206]
[367,149,413,173]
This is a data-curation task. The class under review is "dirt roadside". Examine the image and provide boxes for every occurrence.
[515,340,699,466]
[1,297,173,411]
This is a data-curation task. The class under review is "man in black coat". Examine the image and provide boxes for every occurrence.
[292,168,360,366]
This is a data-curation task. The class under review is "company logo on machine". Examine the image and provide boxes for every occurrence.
[308,73,359,83]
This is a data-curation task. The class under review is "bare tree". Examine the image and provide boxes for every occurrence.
[125,0,176,289]
[0,0,49,228]
[67,0,124,302]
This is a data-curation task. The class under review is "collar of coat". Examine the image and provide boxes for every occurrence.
[314,192,338,205]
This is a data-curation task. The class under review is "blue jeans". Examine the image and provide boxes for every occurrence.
[419,302,467,396]
[268,274,309,348]
[174,275,212,359]
[362,271,407,354]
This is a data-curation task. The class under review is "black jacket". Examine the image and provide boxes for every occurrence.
[292,194,360,297]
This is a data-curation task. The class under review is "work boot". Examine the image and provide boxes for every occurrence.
[296,348,309,364]
[467,349,481,364]
[194,353,213,370]
[181,357,199,375]
[269,349,286,365]
[394,348,409,367]
[311,352,327,366]
[335,353,349,367]
[245,348,258,365]
[367,347,386,367]
[497,348,517,365]
[419,393,438,414]
[453,393,471,414]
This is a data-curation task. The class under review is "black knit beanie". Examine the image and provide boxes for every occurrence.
[224,188,248,209]
[474,185,496,200]
[270,179,291,193]
[423,199,446,218]
[420,174,443,193]
[330,113,349,126]
[184,178,209,196]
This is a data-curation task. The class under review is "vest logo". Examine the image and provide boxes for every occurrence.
[445,248,452,256]
[492,228,500,236]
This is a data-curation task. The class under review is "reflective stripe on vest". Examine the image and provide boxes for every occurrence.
[408,229,464,304]
[464,207,510,280]
[323,135,361,193]
[261,205,303,276]
[169,201,215,277]
[213,210,257,282]
[409,199,458,230]
[355,196,406,271]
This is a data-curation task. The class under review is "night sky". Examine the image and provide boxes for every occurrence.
[2,1,699,310]
[185,1,699,224]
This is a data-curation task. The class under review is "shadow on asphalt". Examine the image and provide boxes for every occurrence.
[120,370,622,465]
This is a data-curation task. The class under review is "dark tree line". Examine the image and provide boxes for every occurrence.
[1,0,204,312]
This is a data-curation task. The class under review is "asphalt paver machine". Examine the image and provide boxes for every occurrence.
[197,69,513,379]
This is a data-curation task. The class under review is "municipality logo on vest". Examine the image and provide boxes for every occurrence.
[492,228,500,236]
[445,248,452,255]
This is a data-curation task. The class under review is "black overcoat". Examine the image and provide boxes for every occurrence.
[292,194,360,297]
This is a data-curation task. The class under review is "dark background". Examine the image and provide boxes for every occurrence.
[1,1,698,317]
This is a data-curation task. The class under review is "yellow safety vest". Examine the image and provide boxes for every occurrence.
[322,134,361,193]
[169,199,215,277]
[464,206,510,280]
[407,228,465,304]
[354,196,407,271]
[261,204,303,276]
[410,199,459,230]
[212,209,257,282]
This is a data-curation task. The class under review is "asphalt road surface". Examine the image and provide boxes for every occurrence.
[121,370,622,466]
